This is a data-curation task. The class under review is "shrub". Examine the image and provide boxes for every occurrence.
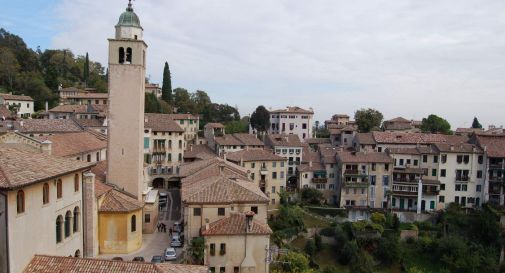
[314,233,323,251]
[304,240,316,257]
[339,240,359,265]
[300,188,324,205]
[375,236,400,265]
[349,250,374,273]
[371,212,386,225]
[320,227,335,237]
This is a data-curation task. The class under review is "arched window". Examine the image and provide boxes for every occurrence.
[126,47,132,63]
[131,215,136,232]
[17,190,25,214]
[119,47,125,64]
[74,174,79,192]
[43,183,50,204]
[65,211,72,238]
[56,215,63,243]
[73,207,80,233]
[74,249,81,258]
[57,179,63,199]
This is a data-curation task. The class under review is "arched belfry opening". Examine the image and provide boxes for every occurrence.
[126,47,132,64]
[119,47,125,64]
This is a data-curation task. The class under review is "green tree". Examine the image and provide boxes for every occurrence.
[144,93,172,114]
[314,233,323,252]
[472,117,483,129]
[190,237,205,264]
[192,90,211,113]
[339,240,359,265]
[300,188,324,205]
[83,52,89,87]
[0,47,19,89]
[161,62,172,103]
[354,108,383,133]
[421,114,451,134]
[304,239,316,257]
[349,250,374,273]
[173,87,196,113]
[279,252,310,273]
[375,236,399,265]
[250,105,270,133]
[370,212,386,226]
[225,119,249,134]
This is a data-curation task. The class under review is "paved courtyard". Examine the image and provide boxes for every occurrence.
[99,189,183,263]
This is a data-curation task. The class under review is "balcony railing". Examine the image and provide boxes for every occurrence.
[152,147,167,153]
[455,176,469,182]
[393,178,419,183]
[489,177,505,183]
[343,181,369,187]
[344,169,367,176]
[312,177,328,183]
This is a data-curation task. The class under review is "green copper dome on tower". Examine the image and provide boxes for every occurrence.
[116,0,142,29]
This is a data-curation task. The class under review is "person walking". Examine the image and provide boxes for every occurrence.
[169,227,172,236]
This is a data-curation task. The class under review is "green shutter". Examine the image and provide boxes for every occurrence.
[144,137,149,148]
[430,201,435,209]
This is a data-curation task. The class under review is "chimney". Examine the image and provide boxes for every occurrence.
[144,116,148,123]
[205,218,210,230]
[190,144,193,152]
[45,101,48,112]
[40,140,52,155]
[245,211,255,233]
[450,145,454,151]
[219,164,225,174]
[19,121,23,127]
[309,160,313,168]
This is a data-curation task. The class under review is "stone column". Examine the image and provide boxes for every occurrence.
[83,172,97,257]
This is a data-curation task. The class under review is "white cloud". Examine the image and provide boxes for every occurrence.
[52,0,505,128]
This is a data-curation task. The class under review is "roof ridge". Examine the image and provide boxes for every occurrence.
[232,178,268,201]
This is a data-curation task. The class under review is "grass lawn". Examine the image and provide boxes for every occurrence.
[303,212,332,229]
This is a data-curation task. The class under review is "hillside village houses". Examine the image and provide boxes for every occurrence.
[0,93,34,118]
[249,106,314,141]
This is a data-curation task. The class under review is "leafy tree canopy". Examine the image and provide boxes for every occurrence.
[472,117,483,129]
[354,108,383,133]
[421,114,451,134]
[250,105,270,133]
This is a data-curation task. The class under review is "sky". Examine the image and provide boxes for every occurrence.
[3,0,505,128]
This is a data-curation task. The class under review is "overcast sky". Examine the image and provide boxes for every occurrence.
[4,0,505,128]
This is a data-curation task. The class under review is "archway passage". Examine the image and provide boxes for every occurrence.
[153,178,165,189]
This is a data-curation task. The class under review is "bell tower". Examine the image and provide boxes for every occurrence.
[107,0,147,200]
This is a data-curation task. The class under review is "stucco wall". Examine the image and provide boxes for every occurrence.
[98,210,142,254]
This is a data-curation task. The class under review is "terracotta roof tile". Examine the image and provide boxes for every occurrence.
[36,131,107,157]
[99,189,143,212]
[226,149,285,162]
[372,132,447,144]
[90,160,107,183]
[0,145,94,189]
[473,134,505,158]
[67,92,108,99]
[202,213,272,236]
[167,113,199,120]
[182,175,269,205]
[305,138,331,145]
[355,133,375,145]
[264,134,303,147]
[144,113,185,132]
[23,255,208,273]
[19,119,83,134]
[0,93,33,101]
[336,151,393,163]
[204,122,224,128]
[270,106,313,114]
[184,144,216,159]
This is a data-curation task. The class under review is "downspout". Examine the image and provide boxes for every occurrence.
[0,190,9,273]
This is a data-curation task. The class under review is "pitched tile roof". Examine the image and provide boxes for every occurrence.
[74,118,105,128]
[90,160,107,183]
[144,113,185,132]
[336,151,393,164]
[68,92,109,99]
[372,132,447,144]
[473,134,505,158]
[49,104,107,115]
[94,181,113,198]
[305,138,331,145]
[182,175,269,205]
[0,145,94,189]
[355,133,375,145]
[167,113,199,120]
[202,213,272,236]
[180,158,250,184]
[184,144,216,160]
[226,149,285,162]
[386,117,410,123]
[264,134,303,147]
[0,93,33,101]
[23,255,208,273]
[433,143,482,153]
[0,105,15,120]
[215,134,264,146]
[270,106,313,114]
[204,122,224,129]
[36,131,107,157]
[98,188,143,213]
[19,119,83,134]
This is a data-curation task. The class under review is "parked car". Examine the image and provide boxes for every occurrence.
[111,257,123,261]
[132,257,145,262]
[170,234,182,247]
[164,247,177,261]
[151,255,164,263]
[173,221,182,233]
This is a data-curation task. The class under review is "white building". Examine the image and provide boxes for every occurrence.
[0,93,34,118]
[266,106,314,141]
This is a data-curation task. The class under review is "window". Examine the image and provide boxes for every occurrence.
[126,47,132,63]
[457,155,463,164]
[65,211,72,238]
[56,216,63,243]
[439,196,445,203]
[440,169,446,177]
[178,140,183,149]
[478,155,483,164]
[144,137,149,148]
[178,153,182,162]
[476,185,482,192]
[272,172,277,179]
[414,159,418,166]
[280,171,285,179]
[440,184,445,190]
[455,196,460,203]
[272,162,277,167]
[87,154,91,162]
[179,120,184,125]
[210,244,216,256]
[461,184,467,191]
[271,186,276,193]
[251,163,255,168]
[399,159,404,166]
[74,174,79,192]
[433,155,438,163]
[73,207,80,232]
[385,164,389,171]
[382,175,389,186]
[372,163,376,171]
[145,213,151,223]
[96,152,100,162]
[441,154,447,163]
[220,267,225,273]
[477,170,482,178]
[271,199,276,205]
[463,155,469,164]
[218,208,225,216]
[131,215,137,232]
[431,169,437,176]
[423,155,428,163]
[220,243,226,255]
[57,179,63,199]
[302,123,307,129]
[194,207,201,216]
[251,206,258,214]
[378,147,383,152]
[455,184,461,191]
[234,267,240,273]
[370,175,376,186]
[251,173,255,180]
[17,190,25,214]
[43,183,50,204]
[281,161,285,167]
[119,47,125,63]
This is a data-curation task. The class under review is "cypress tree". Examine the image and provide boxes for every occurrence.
[161,62,172,104]
[84,52,89,88]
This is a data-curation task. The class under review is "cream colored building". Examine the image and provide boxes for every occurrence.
[264,134,304,179]
[169,113,199,145]
[143,113,185,189]
[202,212,271,273]
[336,151,393,221]
[37,131,107,163]
[226,149,287,211]
[0,93,34,118]
[0,132,94,273]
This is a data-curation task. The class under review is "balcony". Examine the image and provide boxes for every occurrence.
[288,161,300,166]
[489,163,505,169]
[260,167,268,175]
[259,180,266,188]
[312,177,328,183]
[344,169,367,176]
[393,178,419,183]
[455,176,470,182]
[152,147,166,153]
[489,177,505,183]
[149,166,175,176]
[343,181,369,187]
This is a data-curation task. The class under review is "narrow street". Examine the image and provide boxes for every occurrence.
[99,188,183,263]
